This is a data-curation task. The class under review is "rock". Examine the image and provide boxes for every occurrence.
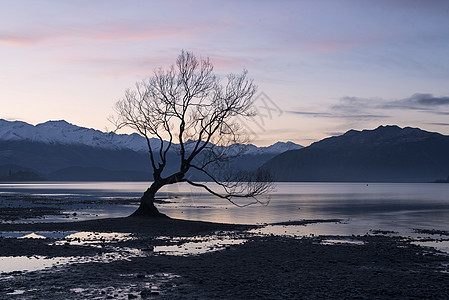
[141,246,154,252]
[141,289,160,297]
[140,289,152,297]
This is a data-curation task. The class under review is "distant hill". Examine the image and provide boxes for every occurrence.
[262,125,449,182]
[46,166,152,181]
[0,119,302,181]
[0,164,46,181]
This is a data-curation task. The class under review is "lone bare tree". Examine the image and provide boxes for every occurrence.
[112,50,273,217]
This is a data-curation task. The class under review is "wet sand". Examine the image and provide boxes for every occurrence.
[1,201,449,298]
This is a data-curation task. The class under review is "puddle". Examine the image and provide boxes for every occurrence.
[0,231,142,274]
[251,222,449,254]
[0,255,73,273]
[0,247,149,274]
[154,235,246,256]
[1,231,76,239]
[0,231,245,274]
[412,240,449,254]
[251,221,449,241]
[0,231,132,244]
[17,232,47,239]
[55,231,133,247]
[321,239,365,246]
[249,221,368,238]
[6,290,25,295]
[154,238,245,256]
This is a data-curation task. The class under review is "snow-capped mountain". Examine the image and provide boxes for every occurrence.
[0,119,302,154]
[0,119,152,152]
[242,141,304,155]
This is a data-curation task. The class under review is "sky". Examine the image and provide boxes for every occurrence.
[1,0,449,146]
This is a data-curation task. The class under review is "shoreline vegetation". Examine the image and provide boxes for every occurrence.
[1,197,449,298]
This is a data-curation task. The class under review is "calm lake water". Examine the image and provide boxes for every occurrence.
[1,182,449,235]
[2,182,449,276]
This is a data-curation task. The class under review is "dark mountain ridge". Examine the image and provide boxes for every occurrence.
[262,125,449,182]
[0,119,302,181]
[0,140,154,181]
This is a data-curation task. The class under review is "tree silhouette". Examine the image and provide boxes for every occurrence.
[112,50,273,217]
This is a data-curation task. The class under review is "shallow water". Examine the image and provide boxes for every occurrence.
[412,240,449,254]
[154,239,245,256]
[0,255,73,273]
[321,239,365,245]
[1,181,449,237]
[0,248,153,274]
[0,230,247,274]
[55,231,134,247]
[0,231,146,274]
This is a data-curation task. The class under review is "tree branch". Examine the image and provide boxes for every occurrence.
[113,50,272,211]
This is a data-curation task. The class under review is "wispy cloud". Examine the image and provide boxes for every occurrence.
[331,96,378,113]
[0,33,45,46]
[0,24,196,46]
[287,110,389,120]
[326,131,345,137]
[54,51,254,79]
[433,111,449,115]
[425,122,449,126]
[91,27,194,42]
[331,93,449,115]
[382,93,449,110]
[288,92,449,131]
[286,111,333,117]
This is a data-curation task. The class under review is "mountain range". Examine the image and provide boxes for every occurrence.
[262,125,449,182]
[0,119,300,155]
[0,119,302,181]
[2,120,448,182]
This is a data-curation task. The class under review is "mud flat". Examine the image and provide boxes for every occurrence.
[1,196,449,299]
[0,216,448,299]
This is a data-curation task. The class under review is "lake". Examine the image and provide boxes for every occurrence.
[1,182,449,236]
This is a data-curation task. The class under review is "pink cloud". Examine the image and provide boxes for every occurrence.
[0,34,43,46]
[55,53,254,79]
[0,22,201,47]
[88,24,198,42]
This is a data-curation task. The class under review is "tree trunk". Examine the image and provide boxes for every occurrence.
[130,184,167,218]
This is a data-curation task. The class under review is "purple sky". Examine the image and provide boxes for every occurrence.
[1,0,449,146]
